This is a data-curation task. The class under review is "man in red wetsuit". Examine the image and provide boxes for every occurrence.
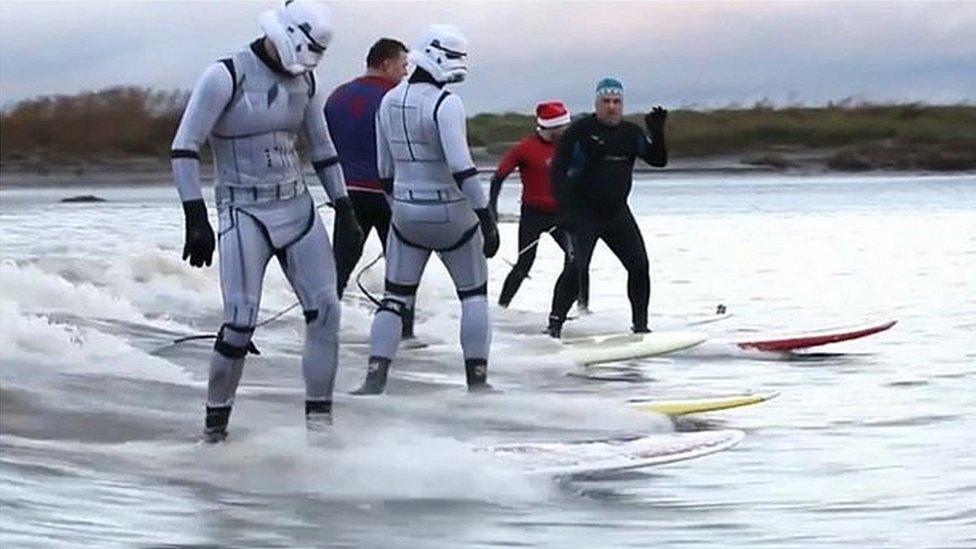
[488,100,578,313]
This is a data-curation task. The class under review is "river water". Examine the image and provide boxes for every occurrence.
[1,173,973,547]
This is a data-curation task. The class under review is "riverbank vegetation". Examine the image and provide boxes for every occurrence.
[3,87,974,173]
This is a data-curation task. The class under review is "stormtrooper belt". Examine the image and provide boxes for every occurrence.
[215,180,308,206]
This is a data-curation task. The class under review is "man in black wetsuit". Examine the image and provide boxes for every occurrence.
[547,77,668,338]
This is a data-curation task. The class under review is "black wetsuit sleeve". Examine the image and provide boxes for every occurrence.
[489,142,521,208]
[550,122,583,213]
[488,176,504,209]
[636,123,667,168]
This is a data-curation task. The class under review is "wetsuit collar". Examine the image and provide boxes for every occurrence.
[358,74,397,88]
[251,38,293,77]
[408,67,445,88]
[592,113,622,129]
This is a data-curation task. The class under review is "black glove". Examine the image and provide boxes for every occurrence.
[644,106,668,134]
[181,199,215,268]
[332,196,364,259]
[475,208,499,258]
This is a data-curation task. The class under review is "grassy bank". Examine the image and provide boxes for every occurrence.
[470,103,976,171]
[2,87,975,174]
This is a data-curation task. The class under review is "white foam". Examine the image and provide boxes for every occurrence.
[337,390,671,435]
[2,424,553,504]
[1,260,149,323]
[0,300,194,386]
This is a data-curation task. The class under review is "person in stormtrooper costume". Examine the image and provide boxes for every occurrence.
[171,0,362,442]
[350,24,500,395]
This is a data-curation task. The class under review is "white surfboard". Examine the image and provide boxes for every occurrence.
[684,310,734,327]
[562,331,708,365]
[558,310,731,346]
[486,429,744,476]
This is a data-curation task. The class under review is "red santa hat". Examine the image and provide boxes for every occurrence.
[536,100,571,129]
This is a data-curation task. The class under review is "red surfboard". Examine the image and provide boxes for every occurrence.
[736,320,897,352]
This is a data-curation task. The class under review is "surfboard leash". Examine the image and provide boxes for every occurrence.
[501,225,558,271]
[158,200,360,351]
[354,252,386,308]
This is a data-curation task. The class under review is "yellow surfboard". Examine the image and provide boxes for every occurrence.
[629,391,779,416]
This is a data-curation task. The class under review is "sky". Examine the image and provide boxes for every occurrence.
[1,0,974,114]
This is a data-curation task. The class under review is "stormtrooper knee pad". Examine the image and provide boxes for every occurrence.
[457,282,488,302]
[208,323,257,408]
[303,290,341,342]
[368,296,409,360]
[214,324,256,359]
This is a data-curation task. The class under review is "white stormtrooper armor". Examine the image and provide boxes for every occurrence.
[171,44,344,206]
[352,25,494,394]
[377,79,485,249]
[170,1,347,437]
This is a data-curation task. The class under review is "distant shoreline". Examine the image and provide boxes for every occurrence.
[4,89,975,183]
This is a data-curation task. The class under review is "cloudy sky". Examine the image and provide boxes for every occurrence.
[1,1,974,114]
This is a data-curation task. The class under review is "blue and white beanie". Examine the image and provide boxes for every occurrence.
[595,77,624,97]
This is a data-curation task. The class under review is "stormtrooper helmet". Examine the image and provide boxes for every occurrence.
[259,0,334,75]
[410,24,468,84]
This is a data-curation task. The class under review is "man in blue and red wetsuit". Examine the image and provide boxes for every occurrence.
[325,38,415,334]
[488,101,580,318]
